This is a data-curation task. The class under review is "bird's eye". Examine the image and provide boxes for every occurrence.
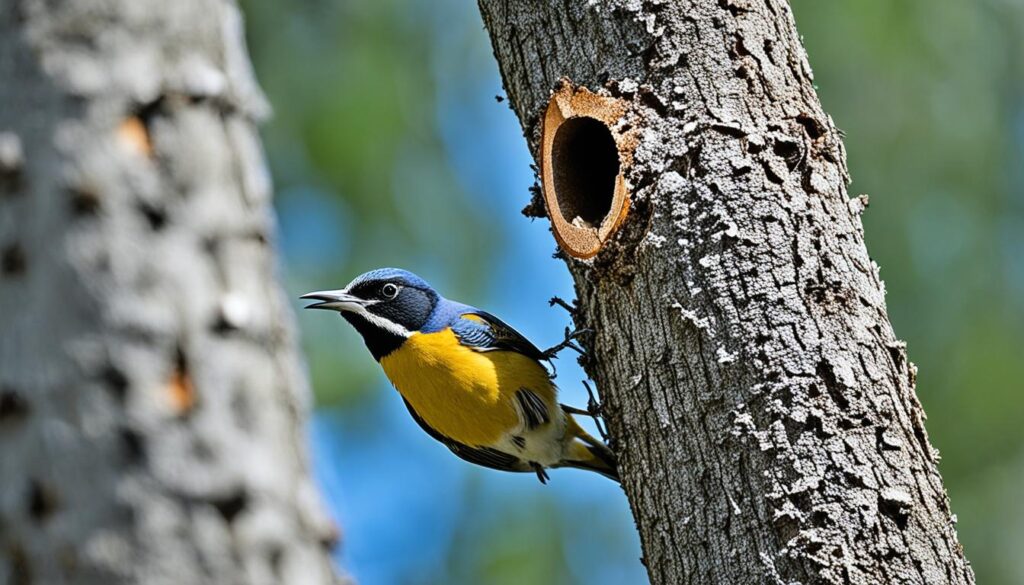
[381,283,400,299]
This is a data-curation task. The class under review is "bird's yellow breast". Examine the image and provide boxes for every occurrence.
[379,328,554,447]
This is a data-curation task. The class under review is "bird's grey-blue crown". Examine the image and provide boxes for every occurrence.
[346,268,475,335]
[347,267,433,292]
[338,268,441,359]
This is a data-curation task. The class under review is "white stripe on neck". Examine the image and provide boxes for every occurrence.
[346,301,412,338]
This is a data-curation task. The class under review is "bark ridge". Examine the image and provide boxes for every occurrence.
[478,1,973,583]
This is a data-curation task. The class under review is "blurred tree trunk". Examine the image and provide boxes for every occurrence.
[478,2,974,584]
[0,1,344,584]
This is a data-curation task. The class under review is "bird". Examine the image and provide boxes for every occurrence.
[301,267,618,483]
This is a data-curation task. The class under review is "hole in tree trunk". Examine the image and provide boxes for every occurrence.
[540,81,634,259]
[551,116,619,228]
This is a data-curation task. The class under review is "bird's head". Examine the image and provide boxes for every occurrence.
[301,268,440,360]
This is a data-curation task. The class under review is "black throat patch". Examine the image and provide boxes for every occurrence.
[342,312,406,361]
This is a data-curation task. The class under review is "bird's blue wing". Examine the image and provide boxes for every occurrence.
[451,310,547,362]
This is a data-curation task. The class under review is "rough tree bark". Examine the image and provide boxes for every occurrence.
[478,2,973,584]
[0,1,342,584]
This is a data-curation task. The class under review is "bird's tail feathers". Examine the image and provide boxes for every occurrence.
[558,415,619,482]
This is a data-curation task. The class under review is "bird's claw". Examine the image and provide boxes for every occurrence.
[562,381,610,443]
[531,462,550,484]
[541,326,592,361]
[582,380,610,443]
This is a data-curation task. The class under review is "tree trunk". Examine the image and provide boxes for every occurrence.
[0,1,343,584]
[478,2,973,584]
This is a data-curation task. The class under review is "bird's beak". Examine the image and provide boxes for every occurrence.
[300,290,367,312]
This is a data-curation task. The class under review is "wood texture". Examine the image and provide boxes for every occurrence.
[0,1,344,583]
[540,83,631,258]
[478,1,974,583]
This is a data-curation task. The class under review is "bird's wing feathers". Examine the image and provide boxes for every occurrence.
[515,388,550,429]
[411,305,550,476]
[451,311,546,362]
[401,399,529,473]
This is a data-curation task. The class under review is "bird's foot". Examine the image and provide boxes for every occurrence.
[561,381,610,443]
[540,326,591,361]
[582,380,609,443]
[531,462,550,484]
